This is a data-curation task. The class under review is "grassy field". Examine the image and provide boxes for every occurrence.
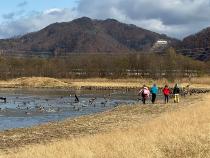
[0,94,209,158]
[63,77,210,89]
[0,76,210,89]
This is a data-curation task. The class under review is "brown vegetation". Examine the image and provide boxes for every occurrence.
[183,27,210,49]
[1,76,210,89]
[0,48,208,80]
[0,94,209,157]
[0,77,69,88]
[180,27,210,61]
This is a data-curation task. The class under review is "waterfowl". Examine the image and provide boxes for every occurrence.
[74,94,79,103]
[89,98,96,105]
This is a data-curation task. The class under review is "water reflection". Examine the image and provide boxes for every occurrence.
[0,88,138,131]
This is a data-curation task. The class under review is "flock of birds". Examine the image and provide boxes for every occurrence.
[0,91,130,116]
[0,86,206,118]
[71,94,112,111]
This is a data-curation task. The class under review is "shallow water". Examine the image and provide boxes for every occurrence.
[0,88,139,131]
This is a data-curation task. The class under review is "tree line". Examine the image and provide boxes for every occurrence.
[0,48,208,80]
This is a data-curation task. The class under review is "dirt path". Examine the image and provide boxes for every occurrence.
[0,94,202,153]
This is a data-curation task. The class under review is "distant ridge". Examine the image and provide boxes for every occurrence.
[1,17,210,61]
[0,17,179,56]
[178,27,210,61]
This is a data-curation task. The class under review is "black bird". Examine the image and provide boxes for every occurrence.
[101,98,108,107]
[74,94,79,103]
[0,97,6,103]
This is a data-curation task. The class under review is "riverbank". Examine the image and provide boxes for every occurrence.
[0,94,209,157]
[6,94,208,158]
[0,77,210,90]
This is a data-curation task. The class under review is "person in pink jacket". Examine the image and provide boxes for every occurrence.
[139,85,150,104]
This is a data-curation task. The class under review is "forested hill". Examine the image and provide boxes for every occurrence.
[0,17,179,56]
[178,27,210,61]
[182,27,210,49]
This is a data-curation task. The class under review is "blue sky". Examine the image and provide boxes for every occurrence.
[0,0,210,39]
[0,0,76,21]
[0,0,76,12]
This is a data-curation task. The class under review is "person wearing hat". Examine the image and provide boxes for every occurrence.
[173,84,180,103]
[138,85,150,104]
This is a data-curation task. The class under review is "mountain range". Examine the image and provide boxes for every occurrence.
[0,17,209,61]
[180,27,210,61]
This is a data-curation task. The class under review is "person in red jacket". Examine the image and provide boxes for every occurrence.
[162,85,170,104]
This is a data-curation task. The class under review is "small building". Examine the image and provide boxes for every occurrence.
[155,40,168,45]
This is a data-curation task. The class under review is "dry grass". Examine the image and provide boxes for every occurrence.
[1,94,210,158]
[0,77,70,88]
[0,76,210,89]
[175,76,210,88]
[0,97,184,152]
[64,77,210,89]
[64,78,169,88]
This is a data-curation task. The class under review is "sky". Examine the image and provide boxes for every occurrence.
[0,0,210,39]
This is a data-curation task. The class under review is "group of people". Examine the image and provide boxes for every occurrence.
[138,84,180,104]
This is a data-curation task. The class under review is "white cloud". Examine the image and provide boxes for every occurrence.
[44,8,64,15]
[17,1,28,7]
[0,0,210,39]
[2,12,15,20]
[77,0,210,38]
[0,8,77,39]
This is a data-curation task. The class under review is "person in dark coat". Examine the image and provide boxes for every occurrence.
[173,84,180,103]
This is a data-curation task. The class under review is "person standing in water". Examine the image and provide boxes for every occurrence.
[173,84,180,103]
[150,84,158,104]
[162,85,170,104]
[138,85,150,104]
